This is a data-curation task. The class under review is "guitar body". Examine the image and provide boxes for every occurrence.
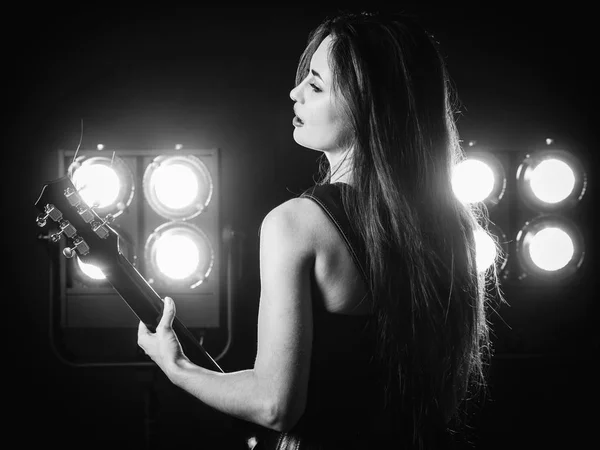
[35,175,223,372]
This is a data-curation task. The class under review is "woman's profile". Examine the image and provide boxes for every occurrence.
[138,10,505,450]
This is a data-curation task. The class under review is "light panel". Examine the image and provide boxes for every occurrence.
[516,149,586,212]
[529,227,574,271]
[145,222,214,289]
[143,154,213,220]
[529,159,575,204]
[474,222,508,275]
[52,148,224,366]
[68,155,135,218]
[452,152,506,207]
[515,214,584,281]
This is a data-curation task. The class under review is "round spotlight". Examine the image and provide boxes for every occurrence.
[68,155,135,218]
[452,152,506,207]
[530,159,575,204]
[516,214,584,281]
[145,222,214,288]
[516,149,587,212]
[474,222,508,275]
[143,155,213,220]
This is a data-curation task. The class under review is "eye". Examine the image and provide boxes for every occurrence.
[309,83,322,93]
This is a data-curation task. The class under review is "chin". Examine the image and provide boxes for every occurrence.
[292,131,320,151]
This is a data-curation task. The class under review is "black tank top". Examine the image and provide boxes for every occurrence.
[253,183,397,449]
[253,183,449,449]
[295,183,390,448]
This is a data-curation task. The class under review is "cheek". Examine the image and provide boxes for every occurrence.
[293,98,352,150]
[293,116,351,151]
[322,108,353,147]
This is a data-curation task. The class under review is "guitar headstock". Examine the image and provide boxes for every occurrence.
[34,175,120,271]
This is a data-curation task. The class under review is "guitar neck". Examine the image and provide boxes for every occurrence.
[102,251,223,373]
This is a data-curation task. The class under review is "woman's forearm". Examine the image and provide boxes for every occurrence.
[166,358,280,430]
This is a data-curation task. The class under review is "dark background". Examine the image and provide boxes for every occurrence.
[5,5,595,449]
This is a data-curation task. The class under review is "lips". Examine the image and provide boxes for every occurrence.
[293,108,304,124]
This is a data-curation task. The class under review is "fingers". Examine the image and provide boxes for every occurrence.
[157,296,176,331]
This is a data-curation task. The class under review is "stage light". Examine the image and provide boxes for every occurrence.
[72,164,119,207]
[67,155,135,218]
[143,154,213,220]
[452,152,506,206]
[474,222,508,275]
[76,257,106,280]
[474,228,495,273]
[529,227,574,271]
[145,222,214,289]
[515,214,584,281]
[530,159,575,204]
[516,149,586,212]
[46,148,225,365]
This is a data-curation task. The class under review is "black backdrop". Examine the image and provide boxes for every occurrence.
[5,5,595,449]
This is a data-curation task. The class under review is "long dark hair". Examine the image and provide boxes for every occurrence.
[296,10,505,448]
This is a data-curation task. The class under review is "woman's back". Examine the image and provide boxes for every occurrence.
[302,182,371,316]
[253,183,452,449]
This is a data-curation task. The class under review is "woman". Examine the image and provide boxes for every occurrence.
[138,10,505,449]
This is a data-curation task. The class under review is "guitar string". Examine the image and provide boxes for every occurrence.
[71,118,84,170]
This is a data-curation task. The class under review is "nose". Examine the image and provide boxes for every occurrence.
[289,83,302,103]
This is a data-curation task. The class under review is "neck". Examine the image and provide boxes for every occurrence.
[326,148,354,186]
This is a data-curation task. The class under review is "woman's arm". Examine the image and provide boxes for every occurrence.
[139,198,315,432]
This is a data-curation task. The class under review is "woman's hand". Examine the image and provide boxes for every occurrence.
[137,296,187,379]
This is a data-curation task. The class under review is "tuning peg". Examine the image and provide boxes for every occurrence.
[62,236,90,258]
[49,220,76,242]
[77,205,95,223]
[64,187,81,207]
[36,214,47,228]
[36,204,63,227]
[88,214,115,240]
[59,220,77,238]
[50,231,63,243]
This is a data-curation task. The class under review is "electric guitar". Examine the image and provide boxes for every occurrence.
[34,175,223,373]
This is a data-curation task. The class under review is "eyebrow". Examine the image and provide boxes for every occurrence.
[311,69,324,82]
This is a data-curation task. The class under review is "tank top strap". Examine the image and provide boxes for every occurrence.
[299,183,369,287]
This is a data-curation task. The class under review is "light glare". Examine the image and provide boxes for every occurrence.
[72,164,121,208]
[77,257,106,280]
[155,233,200,280]
[529,227,574,271]
[530,159,575,204]
[474,229,497,273]
[452,159,495,203]
[154,164,199,210]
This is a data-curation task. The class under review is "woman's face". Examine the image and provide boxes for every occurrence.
[290,35,352,153]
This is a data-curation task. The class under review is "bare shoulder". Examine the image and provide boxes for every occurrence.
[262,197,324,250]
[268,197,322,219]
